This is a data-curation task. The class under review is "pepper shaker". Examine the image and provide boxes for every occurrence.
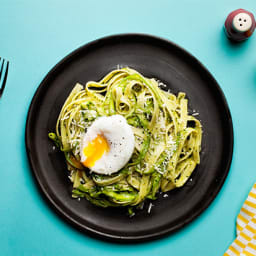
[224,9,256,42]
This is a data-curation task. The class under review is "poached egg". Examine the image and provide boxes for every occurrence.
[80,115,135,175]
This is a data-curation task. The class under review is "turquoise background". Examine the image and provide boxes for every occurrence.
[1,0,256,255]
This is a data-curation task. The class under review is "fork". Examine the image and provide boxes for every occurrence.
[0,58,9,99]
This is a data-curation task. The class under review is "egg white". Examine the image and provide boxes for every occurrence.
[80,115,135,175]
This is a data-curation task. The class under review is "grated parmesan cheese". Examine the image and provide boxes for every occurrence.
[61,115,70,121]
[148,202,154,214]
[71,120,85,129]
[157,80,167,88]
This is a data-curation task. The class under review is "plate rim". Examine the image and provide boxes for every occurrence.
[25,33,234,242]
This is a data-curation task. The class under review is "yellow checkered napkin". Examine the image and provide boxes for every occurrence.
[224,184,256,256]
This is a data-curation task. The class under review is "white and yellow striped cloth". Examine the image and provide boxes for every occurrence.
[225,184,256,256]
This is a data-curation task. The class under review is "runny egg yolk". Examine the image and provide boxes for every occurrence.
[82,135,109,168]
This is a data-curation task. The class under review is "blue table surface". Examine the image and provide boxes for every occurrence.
[1,0,256,255]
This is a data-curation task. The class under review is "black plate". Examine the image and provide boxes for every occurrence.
[26,34,233,242]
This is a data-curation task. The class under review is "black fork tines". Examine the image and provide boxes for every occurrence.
[0,58,9,98]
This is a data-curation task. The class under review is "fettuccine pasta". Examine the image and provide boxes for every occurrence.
[49,67,202,210]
